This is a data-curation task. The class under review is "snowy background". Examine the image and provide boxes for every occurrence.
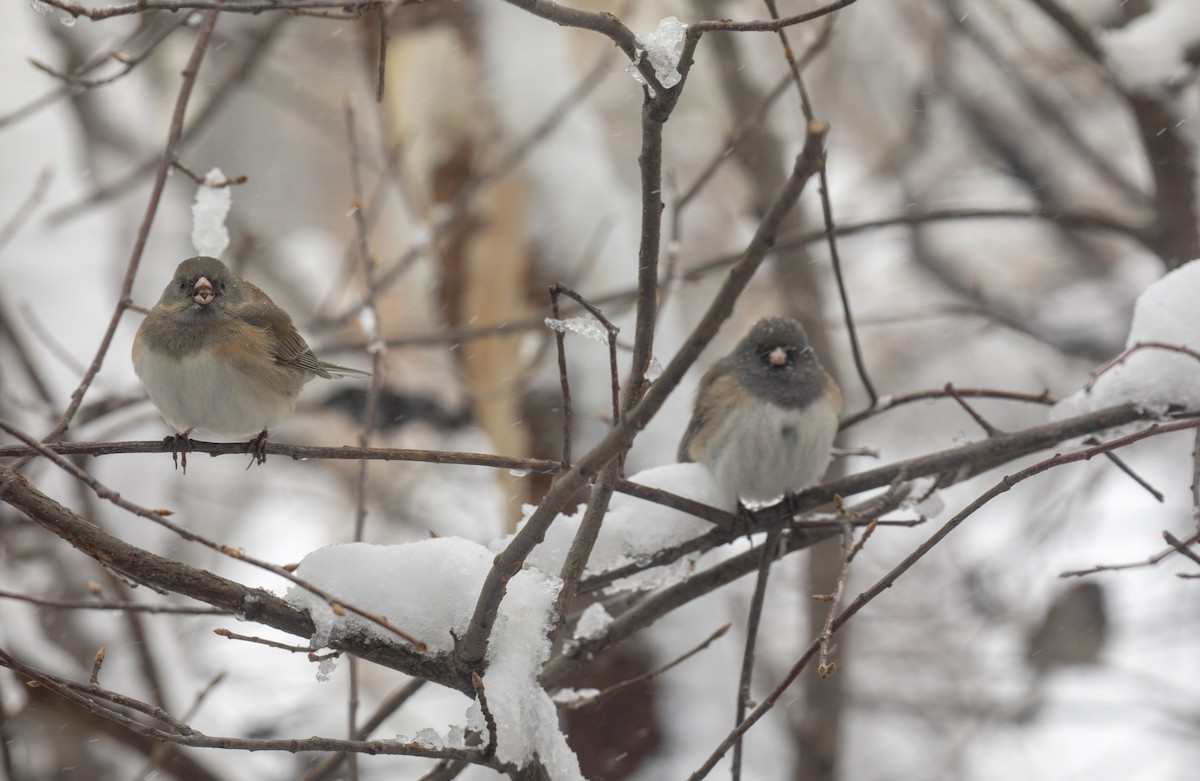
[2,0,1200,780]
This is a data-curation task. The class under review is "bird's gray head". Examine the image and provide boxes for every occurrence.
[730,317,824,408]
[159,256,248,317]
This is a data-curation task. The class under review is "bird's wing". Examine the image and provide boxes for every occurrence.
[237,292,334,379]
[677,360,732,462]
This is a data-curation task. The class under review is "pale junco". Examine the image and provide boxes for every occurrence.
[678,317,841,504]
[1025,581,1108,673]
[132,256,368,459]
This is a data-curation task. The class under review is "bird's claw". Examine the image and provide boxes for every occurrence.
[244,430,269,468]
[165,433,193,473]
[735,503,758,545]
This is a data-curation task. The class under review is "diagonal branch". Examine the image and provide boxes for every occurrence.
[0,464,469,694]
[453,121,829,672]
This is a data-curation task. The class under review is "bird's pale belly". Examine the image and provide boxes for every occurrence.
[133,347,303,438]
[703,402,838,503]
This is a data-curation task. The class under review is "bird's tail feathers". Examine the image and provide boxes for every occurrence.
[320,362,372,379]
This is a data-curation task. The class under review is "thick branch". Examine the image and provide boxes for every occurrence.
[0,465,471,695]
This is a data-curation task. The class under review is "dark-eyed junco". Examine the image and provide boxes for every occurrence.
[132,256,368,460]
[1026,581,1108,673]
[678,317,841,504]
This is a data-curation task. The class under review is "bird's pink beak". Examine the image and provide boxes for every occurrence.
[769,346,788,366]
[193,276,214,306]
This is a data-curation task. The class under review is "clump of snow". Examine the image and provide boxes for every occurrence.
[901,476,945,519]
[466,567,583,779]
[191,167,232,258]
[1101,0,1200,95]
[315,656,337,682]
[545,315,611,346]
[282,464,733,779]
[512,462,734,594]
[914,490,945,519]
[645,355,664,381]
[358,307,380,342]
[286,537,586,778]
[551,687,600,708]
[1056,259,1200,417]
[412,727,444,750]
[285,537,492,652]
[573,602,612,641]
[629,16,688,90]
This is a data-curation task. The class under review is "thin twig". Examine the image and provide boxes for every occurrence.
[0,647,494,765]
[0,436,739,526]
[550,284,622,428]
[213,628,316,654]
[549,288,573,468]
[0,589,228,614]
[764,0,876,406]
[347,659,361,781]
[676,20,830,211]
[169,160,246,187]
[375,2,389,102]
[814,517,854,677]
[89,645,105,686]
[471,672,497,758]
[1061,529,1200,577]
[48,17,286,225]
[0,15,189,130]
[1163,532,1200,569]
[28,13,190,90]
[691,0,860,33]
[344,94,387,541]
[40,0,381,19]
[1082,436,1164,503]
[559,623,731,709]
[0,299,55,407]
[1194,429,1200,526]
[301,679,428,781]
[0,167,53,253]
[578,514,915,598]
[731,531,779,780]
[840,386,1054,429]
[944,383,1002,436]
[553,463,620,640]
[1084,341,1200,392]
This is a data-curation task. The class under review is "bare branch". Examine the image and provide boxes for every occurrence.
[454,122,829,672]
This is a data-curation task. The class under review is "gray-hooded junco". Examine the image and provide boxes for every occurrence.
[678,317,841,504]
[1025,581,1108,673]
[132,257,368,458]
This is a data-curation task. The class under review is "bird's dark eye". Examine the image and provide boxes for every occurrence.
[218,280,227,292]
[178,279,189,291]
